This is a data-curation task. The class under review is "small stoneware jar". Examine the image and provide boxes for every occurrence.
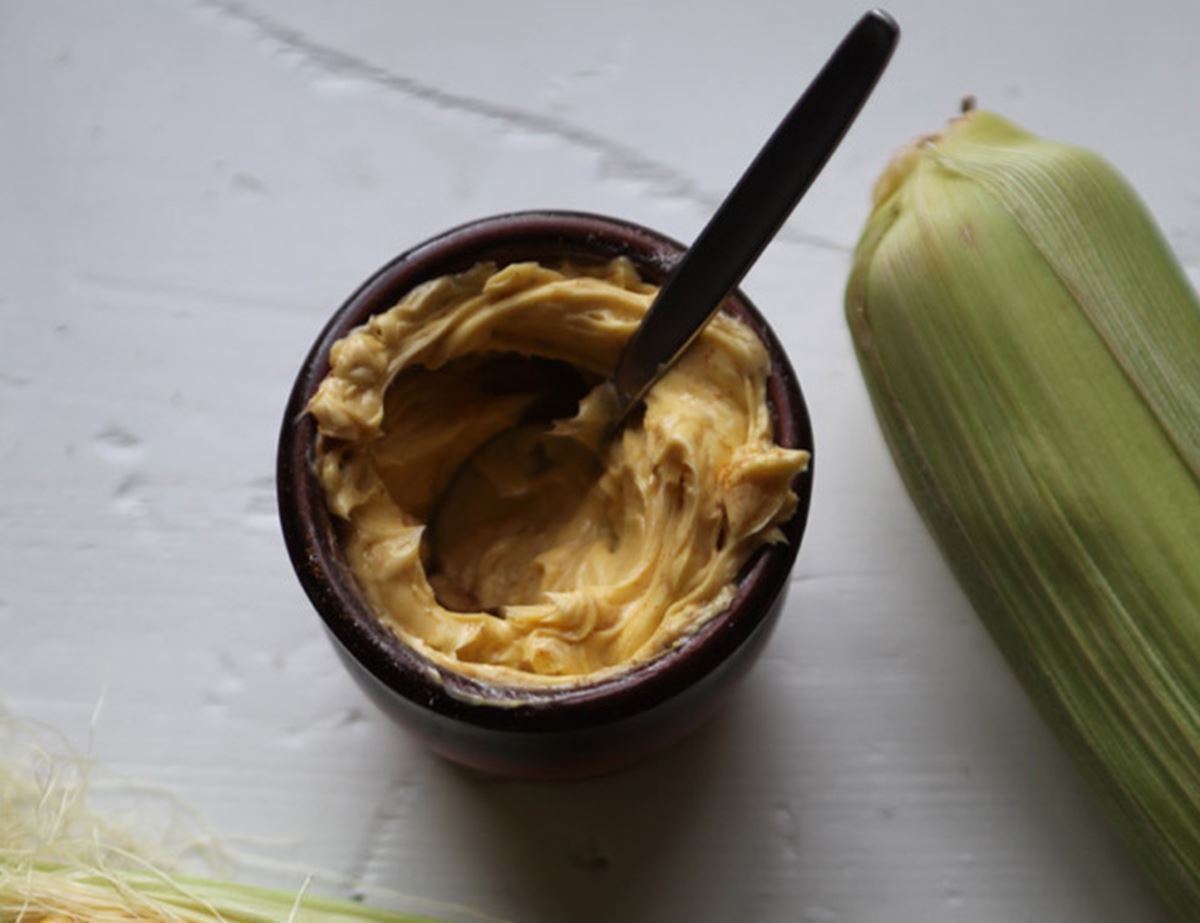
[276,211,814,780]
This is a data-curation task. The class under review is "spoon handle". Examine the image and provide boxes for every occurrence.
[609,9,899,416]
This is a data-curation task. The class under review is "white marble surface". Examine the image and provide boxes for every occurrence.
[3,1,1197,920]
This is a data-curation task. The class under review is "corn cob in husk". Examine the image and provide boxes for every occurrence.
[845,108,1200,916]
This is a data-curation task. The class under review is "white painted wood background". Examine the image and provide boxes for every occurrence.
[3,1,1198,920]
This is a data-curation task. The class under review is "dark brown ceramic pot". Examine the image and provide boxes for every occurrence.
[277,211,814,780]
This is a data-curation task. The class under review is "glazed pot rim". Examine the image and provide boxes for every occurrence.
[276,210,814,733]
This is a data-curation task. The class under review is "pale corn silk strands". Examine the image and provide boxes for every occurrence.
[845,110,1200,919]
[0,708,503,923]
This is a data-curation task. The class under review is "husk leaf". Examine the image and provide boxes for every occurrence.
[846,109,1200,917]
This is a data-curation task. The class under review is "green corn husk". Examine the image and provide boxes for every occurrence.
[0,867,446,923]
[846,108,1200,916]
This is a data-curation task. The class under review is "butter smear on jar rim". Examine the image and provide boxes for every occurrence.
[306,258,809,688]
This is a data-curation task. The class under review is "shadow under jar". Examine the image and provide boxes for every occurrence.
[276,211,814,780]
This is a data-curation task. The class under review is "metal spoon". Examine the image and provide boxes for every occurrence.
[427,10,899,613]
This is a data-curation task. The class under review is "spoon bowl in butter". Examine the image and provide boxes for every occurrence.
[424,10,897,614]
